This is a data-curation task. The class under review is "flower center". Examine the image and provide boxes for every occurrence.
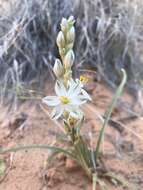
[80,75,89,83]
[59,96,70,104]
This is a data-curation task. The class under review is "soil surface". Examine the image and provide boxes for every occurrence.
[0,81,142,190]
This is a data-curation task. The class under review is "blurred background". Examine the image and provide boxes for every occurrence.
[0,0,143,111]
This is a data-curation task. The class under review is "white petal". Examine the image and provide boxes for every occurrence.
[68,107,83,119]
[50,108,57,118]
[42,96,60,106]
[81,89,92,101]
[69,110,81,119]
[75,79,84,87]
[70,97,86,105]
[51,106,63,120]
[64,104,78,112]
[55,81,67,96]
[68,81,81,96]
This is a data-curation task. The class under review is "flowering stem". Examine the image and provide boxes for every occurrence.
[92,173,97,190]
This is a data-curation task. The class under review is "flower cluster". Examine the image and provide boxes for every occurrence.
[53,16,75,83]
[42,16,91,122]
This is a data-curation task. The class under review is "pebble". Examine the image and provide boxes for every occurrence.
[65,158,79,172]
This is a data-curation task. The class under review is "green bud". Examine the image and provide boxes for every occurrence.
[53,59,64,78]
[56,31,65,48]
[64,50,75,69]
[66,26,75,44]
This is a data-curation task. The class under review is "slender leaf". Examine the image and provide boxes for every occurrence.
[104,172,138,190]
[95,69,127,161]
[97,179,109,190]
[92,173,97,190]
[0,144,75,159]
[76,116,84,136]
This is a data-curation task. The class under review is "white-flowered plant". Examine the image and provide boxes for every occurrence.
[41,16,128,188]
[0,16,129,190]
[42,16,91,124]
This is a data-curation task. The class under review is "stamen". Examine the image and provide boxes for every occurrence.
[60,96,70,104]
[80,75,89,83]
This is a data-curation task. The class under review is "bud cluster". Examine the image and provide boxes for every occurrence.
[53,16,75,83]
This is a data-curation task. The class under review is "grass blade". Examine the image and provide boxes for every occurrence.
[104,172,138,190]
[92,173,97,190]
[0,144,75,159]
[97,179,109,190]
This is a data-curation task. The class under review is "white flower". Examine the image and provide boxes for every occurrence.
[42,80,91,120]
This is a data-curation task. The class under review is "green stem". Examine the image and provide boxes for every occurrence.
[92,173,97,190]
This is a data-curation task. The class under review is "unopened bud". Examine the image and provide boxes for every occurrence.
[53,59,64,78]
[60,18,68,33]
[68,16,75,25]
[66,43,74,50]
[56,31,65,48]
[66,26,75,44]
[64,50,75,69]
[64,70,72,81]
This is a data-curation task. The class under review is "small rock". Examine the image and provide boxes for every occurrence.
[65,158,79,172]
[57,153,66,161]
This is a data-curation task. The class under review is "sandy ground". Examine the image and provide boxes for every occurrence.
[0,81,142,190]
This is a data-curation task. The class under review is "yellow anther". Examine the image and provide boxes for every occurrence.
[59,96,70,104]
[80,75,89,83]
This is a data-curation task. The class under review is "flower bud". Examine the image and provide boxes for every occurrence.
[68,16,75,24]
[64,50,75,69]
[66,26,75,44]
[60,18,68,33]
[66,43,74,50]
[56,31,65,48]
[53,59,64,78]
[64,70,72,81]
